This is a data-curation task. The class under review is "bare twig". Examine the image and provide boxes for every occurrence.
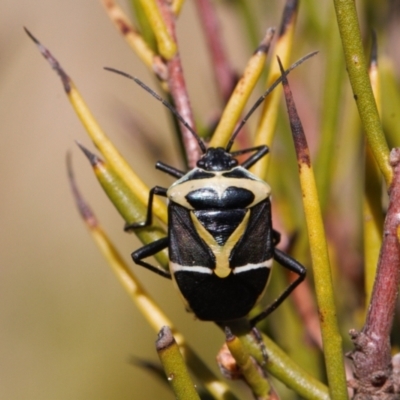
[349,148,400,397]
[194,0,237,102]
[156,0,201,168]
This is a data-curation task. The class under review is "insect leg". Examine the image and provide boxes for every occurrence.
[131,237,171,279]
[272,230,281,246]
[125,186,167,231]
[249,248,306,327]
[251,326,269,365]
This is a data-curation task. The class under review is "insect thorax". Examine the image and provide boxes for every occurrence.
[166,166,271,210]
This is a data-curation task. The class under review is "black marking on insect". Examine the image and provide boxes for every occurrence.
[105,55,313,326]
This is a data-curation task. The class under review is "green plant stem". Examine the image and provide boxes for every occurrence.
[332,0,392,186]
[156,327,201,400]
[138,0,177,59]
[77,145,169,269]
[130,0,157,51]
[102,0,157,71]
[209,29,274,148]
[252,0,298,178]
[225,328,272,399]
[298,165,348,400]
[239,332,329,400]
[279,60,348,400]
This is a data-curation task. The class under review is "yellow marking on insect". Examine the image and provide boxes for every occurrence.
[190,211,250,278]
[167,169,271,210]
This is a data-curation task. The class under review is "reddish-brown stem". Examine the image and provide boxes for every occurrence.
[156,0,201,168]
[349,148,400,395]
[194,0,237,102]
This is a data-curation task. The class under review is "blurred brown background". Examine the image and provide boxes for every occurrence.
[1,1,278,399]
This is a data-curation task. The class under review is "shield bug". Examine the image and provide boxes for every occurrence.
[105,56,311,327]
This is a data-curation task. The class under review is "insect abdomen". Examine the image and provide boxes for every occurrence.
[168,199,274,321]
[173,268,271,321]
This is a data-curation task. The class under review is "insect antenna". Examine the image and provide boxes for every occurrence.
[104,67,207,154]
[225,50,318,152]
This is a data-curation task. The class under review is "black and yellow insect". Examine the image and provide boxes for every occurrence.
[108,67,307,327]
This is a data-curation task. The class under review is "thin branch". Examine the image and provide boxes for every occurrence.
[332,0,392,186]
[156,0,201,168]
[25,27,168,224]
[252,0,299,178]
[209,29,275,149]
[138,0,177,59]
[195,0,237,102]
[278,57,349,400]
[156,327,201,400]
[349,148,400,396]
[101,0,159,72]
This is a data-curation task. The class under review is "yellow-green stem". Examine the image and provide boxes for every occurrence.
[363,47,383,310]
[298,164,348,400]
[251,0,298,178]
[102,0,156,70]
[68,84,168,224]
[332,0,392,186]
[138,0,177,59]
[156,327,201,400]
[210,29,275,148]
[279,61,348,398]
[226,329,271,399]
[240,332,330,400]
